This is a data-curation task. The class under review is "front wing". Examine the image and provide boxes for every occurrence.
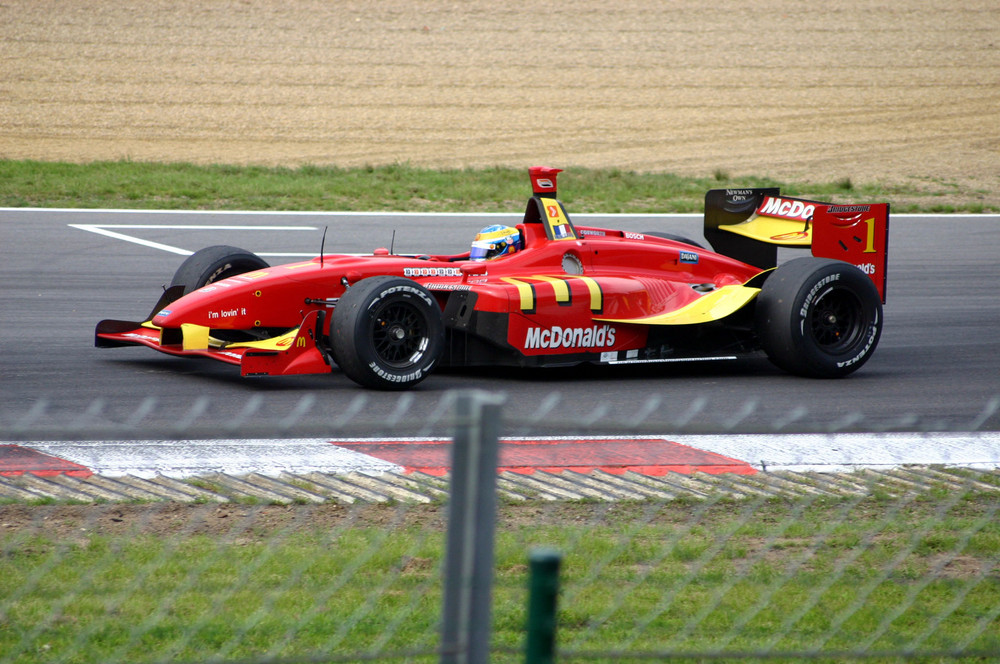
[95,310,331,376]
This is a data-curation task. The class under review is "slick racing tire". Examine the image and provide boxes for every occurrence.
[170,245,270,295]
[755,257,882,378]
[644,232,705,249]
[330,276,444,390]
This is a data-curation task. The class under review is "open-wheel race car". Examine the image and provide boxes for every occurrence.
[96,167,889,390]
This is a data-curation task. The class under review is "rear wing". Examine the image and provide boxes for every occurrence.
[705,189,889,301]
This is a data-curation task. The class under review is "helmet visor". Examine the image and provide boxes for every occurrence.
[469,240,495,261]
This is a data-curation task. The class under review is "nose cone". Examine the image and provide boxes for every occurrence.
[149,263,327,330]
[151,282,255,329]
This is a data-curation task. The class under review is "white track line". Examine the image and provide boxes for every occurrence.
[69,223,319,256]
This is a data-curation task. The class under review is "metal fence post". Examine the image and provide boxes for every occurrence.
[525,549,561,664]
[440,390,505,664]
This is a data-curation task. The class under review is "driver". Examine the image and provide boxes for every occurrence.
[469,224,522,261]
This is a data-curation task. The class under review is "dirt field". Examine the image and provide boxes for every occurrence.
[2,0,998,207]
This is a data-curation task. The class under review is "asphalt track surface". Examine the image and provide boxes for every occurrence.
[2,209,999,444]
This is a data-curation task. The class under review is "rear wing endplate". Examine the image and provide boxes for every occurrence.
[812,203,890,301]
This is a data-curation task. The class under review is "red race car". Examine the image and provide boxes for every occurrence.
[96,167,889,390]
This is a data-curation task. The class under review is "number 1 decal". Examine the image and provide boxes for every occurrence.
[861,217,876,253]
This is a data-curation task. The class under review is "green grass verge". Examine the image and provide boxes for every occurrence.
[1,160,993,213]
[2,492,998,663]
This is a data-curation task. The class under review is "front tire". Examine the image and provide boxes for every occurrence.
[167,246,272,343]
[330,276,444,390]
[755,257,882,378]
[170,245,270,295]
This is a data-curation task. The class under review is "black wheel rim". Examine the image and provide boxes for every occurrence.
[809,287,863,351]
[371,301,429,367]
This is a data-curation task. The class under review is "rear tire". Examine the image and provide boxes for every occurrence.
[330,276,444,390]
[170,245,270,295]
[755,257,882,378]
[644,232,705,249]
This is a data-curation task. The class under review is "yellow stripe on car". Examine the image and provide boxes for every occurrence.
[596,285,759,325]
[526,275,571,304]
[721,216,812,246]
[180,323,211,350]
[502,275,602,312]
[565,275,603,313]
[501,277,536,312]
[223,328,301,351]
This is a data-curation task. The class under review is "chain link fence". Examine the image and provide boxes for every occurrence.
[2,391,999,663]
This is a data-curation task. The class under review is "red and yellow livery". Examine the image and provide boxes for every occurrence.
[97,167,889,389]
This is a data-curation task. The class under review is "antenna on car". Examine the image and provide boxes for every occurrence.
[390,230,396,255]
[320,226,328,266]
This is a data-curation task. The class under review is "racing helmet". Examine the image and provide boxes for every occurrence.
[470,224,522,261]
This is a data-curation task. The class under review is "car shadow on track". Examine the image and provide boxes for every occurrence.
[438,355,781,383]
[102,352,783,390]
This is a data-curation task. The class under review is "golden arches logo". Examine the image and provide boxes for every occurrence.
[770,231,810,242]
